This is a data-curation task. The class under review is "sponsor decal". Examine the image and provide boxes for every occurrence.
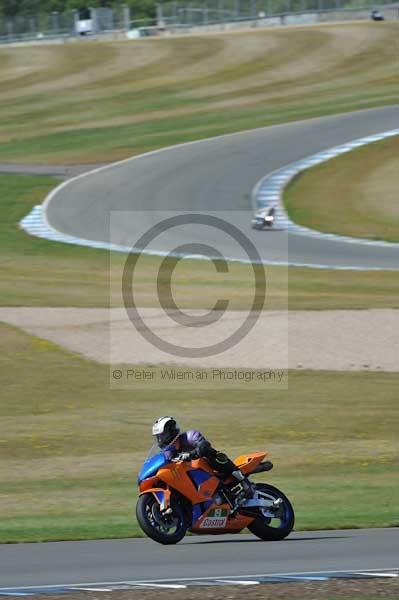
[171,466,181,480]
[199,507,228,529]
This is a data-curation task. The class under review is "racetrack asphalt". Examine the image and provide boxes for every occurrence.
[44,105,399,270]
[1,529,398,588]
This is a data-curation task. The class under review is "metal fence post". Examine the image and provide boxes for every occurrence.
[123,5,130,30]
[51,11,59,35]
[235,0,240,19]
[203,4,209,24]
[72,9,79,35]
[156,3,164,26]
[6,19,13,41]
[90,7,98,34]
[29,17,36,37]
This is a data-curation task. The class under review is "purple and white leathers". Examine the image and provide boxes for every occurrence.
[151,416,253,501]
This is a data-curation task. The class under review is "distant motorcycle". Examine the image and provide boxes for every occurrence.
[251,206,276,230]
[136,449,295,545]
[370,9,384,20]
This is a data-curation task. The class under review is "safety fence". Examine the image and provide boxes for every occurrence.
[0,0,397,43]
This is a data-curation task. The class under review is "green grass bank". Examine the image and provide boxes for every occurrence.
[0,23,398,164]
[285,135,399,242]
[1,322,398,542]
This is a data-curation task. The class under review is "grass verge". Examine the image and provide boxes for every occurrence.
[1,322,398,542]
[2,173,399,309]
[0,23,398,164]
[285,135,399,242]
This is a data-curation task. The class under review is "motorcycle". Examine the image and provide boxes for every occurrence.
[136,449,294,545]
[251,206,276,230]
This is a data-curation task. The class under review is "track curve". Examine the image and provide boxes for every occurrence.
[45,106,399,270]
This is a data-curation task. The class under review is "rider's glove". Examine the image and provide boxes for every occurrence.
[178,452,192,461]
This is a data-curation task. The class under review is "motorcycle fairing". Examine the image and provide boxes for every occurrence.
[190,502,254,534]
[137,452,168,483]
[141,487,172,511]
[233,451,267,476]
[188,468,213,488]
[188,468,220,499]
[138,452,267,531]
[191,500,212,526]
[154,459,220,504]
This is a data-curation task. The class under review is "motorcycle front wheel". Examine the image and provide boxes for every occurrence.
[247,483,295,541]
[136,493,187,545]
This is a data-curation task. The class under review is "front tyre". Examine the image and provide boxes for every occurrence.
[247,483,294,541]
[136,493,187,545]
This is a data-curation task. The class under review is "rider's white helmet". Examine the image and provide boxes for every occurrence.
[152,416,180,449]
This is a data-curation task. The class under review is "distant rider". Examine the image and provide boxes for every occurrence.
[152,416,253,504]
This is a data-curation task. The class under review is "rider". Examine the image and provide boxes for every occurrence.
[152,416,253,503]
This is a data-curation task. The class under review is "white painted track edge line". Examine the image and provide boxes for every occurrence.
[19,204,399,271]
[72,588,113,592]
[217,580,260,585]
[354,572,399,578]
[253,128,399,249]
[134,584,187,589]
[2,567,398,590]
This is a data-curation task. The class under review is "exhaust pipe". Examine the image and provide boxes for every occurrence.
[253,461,273,473]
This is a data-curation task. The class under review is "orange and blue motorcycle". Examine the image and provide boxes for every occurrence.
[136,449,294,545]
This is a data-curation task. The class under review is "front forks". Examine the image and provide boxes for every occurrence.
[159,488,171,512]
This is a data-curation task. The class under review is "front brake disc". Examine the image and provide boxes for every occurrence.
[152,504,178,530]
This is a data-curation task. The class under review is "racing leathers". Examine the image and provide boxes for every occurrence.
[163,430,253,502]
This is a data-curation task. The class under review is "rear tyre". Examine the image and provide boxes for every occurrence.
[247,483,294,541]
[136,493,187,545]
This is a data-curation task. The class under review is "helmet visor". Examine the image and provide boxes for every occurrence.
[154,432,170,449]
[154,429,180,450]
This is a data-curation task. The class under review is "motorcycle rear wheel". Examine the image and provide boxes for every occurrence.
[247,483,294,541]
[136,493,187,545]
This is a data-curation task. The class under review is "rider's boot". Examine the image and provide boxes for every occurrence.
[230,469,254,505]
